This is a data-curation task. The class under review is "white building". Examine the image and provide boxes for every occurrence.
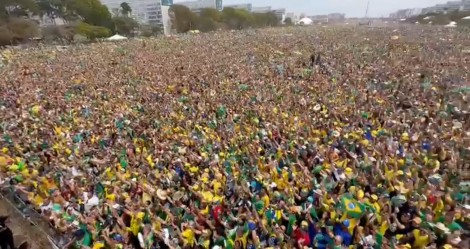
[272,8,286,21]
[101,0,173,34]
[251,6,272,13]
[419,0,470,14]
[446,1,462,11]
[224,3,252,11]
[176,0,222,12]
[461,0,470,10]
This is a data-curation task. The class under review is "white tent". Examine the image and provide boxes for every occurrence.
[445,21,457,27]
[462,16,470,20]
[298,17,313,25]
[423,16,432,20]
[106,34,128,41]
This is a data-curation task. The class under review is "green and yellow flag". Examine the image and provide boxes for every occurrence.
[340,195,365,219]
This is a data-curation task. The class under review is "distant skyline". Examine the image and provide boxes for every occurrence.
[174,0,450,17]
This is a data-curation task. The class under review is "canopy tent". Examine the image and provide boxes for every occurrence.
[462,16,470,20]
[106,34,128,41]
[445,21,457,27]
[297,17,313,25]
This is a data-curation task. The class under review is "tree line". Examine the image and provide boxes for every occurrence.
[0,1,283,46]
[170,5,281,33]
[0,0,157,46]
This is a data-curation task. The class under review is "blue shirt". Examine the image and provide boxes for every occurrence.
[334,224,352,246]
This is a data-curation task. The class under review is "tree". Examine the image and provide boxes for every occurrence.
[0,26,15,46]
[252,12,279,28]
[113,16,138,36]
[66,0,114,28]
[197,17,217,32]
[200,8,221,22]
[120,2,132,16]
[41,24,76,42]
[222,7,254,29]
[75,21,111,40]
[1,0,39,19]
[284,17,293,26]
[36,0,64,22]
[140,24,161,37]
[169,4,199,33]
[0,17,39,46]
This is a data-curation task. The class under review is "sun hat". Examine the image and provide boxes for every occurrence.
[156,189,168,200]
[434,223,450,233]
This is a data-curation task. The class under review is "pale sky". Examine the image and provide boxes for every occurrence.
[174,0,449,17]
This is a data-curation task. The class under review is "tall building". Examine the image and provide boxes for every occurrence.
[101,0,173,34]
[177,0,222,12]
[224,3,252,11]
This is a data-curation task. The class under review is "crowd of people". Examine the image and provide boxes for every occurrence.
[0,26,469,249]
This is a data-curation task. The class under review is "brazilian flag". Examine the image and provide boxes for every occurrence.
[340,195,365,219]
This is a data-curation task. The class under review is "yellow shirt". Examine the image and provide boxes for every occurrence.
[212,180,222,192]
[262,195,270,208]
[92,242,105,249]
[379,221,389,235]
[0,156,11,167]
[182,229,195,246]
[412,229,430,249]
[129,215,141,236]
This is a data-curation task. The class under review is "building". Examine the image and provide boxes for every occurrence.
[446,1,463,11]
[177,0,222,12]
[251,6,272,13]
[101,0,173,34]
[224,3,252,11]
[284,12,300,23]
[327,13,345,22]
[309,15,328,23]
[421,7,438,15]
[419,0,470,15]
[272,8,286,21]
[462,1,470,11]
[389,8,422,19]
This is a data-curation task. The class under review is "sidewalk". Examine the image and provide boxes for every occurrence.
[0,198,50,249]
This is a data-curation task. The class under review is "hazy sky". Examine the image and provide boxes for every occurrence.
[175,0,449,17]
